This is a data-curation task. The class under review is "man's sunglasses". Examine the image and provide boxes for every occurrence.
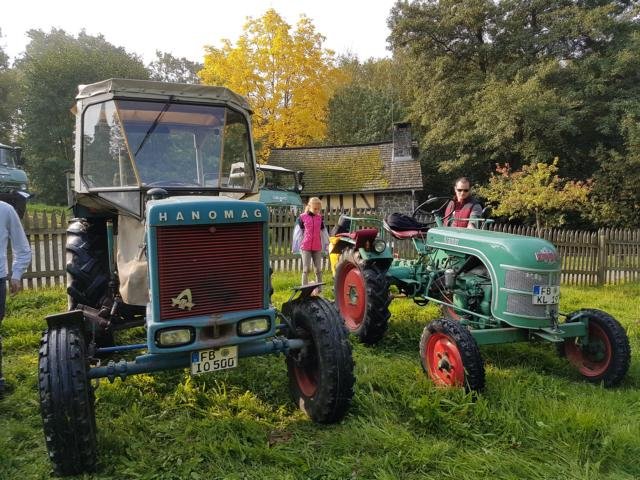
[456,188,469,192]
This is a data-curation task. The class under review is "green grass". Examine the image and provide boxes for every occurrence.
[1,275,639,479]
[26,203,70,215]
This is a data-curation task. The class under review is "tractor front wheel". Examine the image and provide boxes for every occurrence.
[419,318,485,393]
[38,325,97,476]
[334,255,391,345]
[286,297,354,423]
[560,309,630,387]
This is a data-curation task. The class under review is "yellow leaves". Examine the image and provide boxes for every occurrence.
[199,9,344,160]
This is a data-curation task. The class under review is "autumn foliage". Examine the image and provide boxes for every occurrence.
[199,9,345,160]
[478,160,591,235]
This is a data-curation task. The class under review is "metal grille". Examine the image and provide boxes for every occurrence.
[156,223,264,320]
[505,270,560,291]
[506,294,558,318]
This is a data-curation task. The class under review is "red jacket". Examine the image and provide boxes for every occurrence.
[444,198,482,227]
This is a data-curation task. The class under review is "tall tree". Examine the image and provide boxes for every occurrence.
[389,0,640,196]
[199,9,344,159]
[325,57,409,145]
[16,29,149,204]
[0,28,20,145]
[148,50,202,84]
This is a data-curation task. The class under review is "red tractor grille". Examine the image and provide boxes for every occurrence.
[156,223,264,320]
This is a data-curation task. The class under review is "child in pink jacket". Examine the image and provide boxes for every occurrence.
[295,197,328,292]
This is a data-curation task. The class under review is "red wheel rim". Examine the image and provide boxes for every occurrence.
[337,263,366,331]
[424,332,465,386]
[565,321,612,378]
[293,363,318,397]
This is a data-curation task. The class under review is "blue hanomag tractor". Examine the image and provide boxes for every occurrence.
[38,79,354,476]
[330,197,630,393]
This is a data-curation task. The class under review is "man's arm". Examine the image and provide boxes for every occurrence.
[467,202,484,229]
[8,208,31,293]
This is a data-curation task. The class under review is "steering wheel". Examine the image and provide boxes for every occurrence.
[412,196,450,217]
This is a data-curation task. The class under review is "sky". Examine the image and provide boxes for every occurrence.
[1,0,397,64]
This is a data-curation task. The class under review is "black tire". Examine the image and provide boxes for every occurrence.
[334,254,391,345]
[66,219,113,347]
[559,309,630,388]
[285,297,355,423]
[38,326,97,476]
[419,318,485,393]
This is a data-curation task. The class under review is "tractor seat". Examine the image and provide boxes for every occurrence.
[385,228,425,240]
[383,212,430,239]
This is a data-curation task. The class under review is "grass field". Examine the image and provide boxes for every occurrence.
[1,274,639,479]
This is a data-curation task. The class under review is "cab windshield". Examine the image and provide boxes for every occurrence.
[81,100,254,191]
[259,169,299,191]
[0,147,17,167]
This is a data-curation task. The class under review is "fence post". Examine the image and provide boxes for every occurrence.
[597,229,607,286]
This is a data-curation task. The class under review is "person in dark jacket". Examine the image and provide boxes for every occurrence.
[443,177,482,228]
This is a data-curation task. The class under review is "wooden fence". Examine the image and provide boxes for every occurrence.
[11,210,640,289]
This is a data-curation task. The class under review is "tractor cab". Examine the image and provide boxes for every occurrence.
[246,164,304,212]
[73,79,257,219]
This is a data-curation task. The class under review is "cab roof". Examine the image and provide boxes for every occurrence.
[76,78,252,113]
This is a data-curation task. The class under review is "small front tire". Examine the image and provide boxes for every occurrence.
[419,318,485,393]
[38,325,97,476]
[285,297,355,423]
[560,309,630,388]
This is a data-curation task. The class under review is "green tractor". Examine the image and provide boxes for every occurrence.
[38,79,354,476]
[0,142,31,218]
[329,197,631,392]
[247,164,304,212]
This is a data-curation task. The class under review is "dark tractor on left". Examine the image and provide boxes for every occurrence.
[38,79,354,476]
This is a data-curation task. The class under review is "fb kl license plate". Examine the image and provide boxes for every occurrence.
[191,345,238,375]
[532,285,560,305]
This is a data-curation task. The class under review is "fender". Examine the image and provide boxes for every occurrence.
[45,309,85,330]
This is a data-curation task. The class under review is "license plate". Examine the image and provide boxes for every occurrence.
[532,285,560,305]
[191,345,238,375]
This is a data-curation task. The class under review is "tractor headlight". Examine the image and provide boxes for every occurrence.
[155,327,195,347]
[373,239,387,254]
[238,317,270,336]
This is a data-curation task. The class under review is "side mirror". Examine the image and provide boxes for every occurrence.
[481,206,492,218]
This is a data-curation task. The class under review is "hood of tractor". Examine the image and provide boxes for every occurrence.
[0,165,27,181]
[427,227,561,270]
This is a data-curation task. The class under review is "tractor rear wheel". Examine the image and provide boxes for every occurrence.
[66,219,113,346]
[560,309,630,387]
[286,296,354,423]
[38,325,97,476]
[334,254,391,345]
[419,318,485,393]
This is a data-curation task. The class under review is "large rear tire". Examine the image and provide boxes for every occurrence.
[560,309,630,387]
[419,318,485,393]
[66,219,113,346]
[334,253,391,345]
[286,297,355,423]
[38,325,97,476]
